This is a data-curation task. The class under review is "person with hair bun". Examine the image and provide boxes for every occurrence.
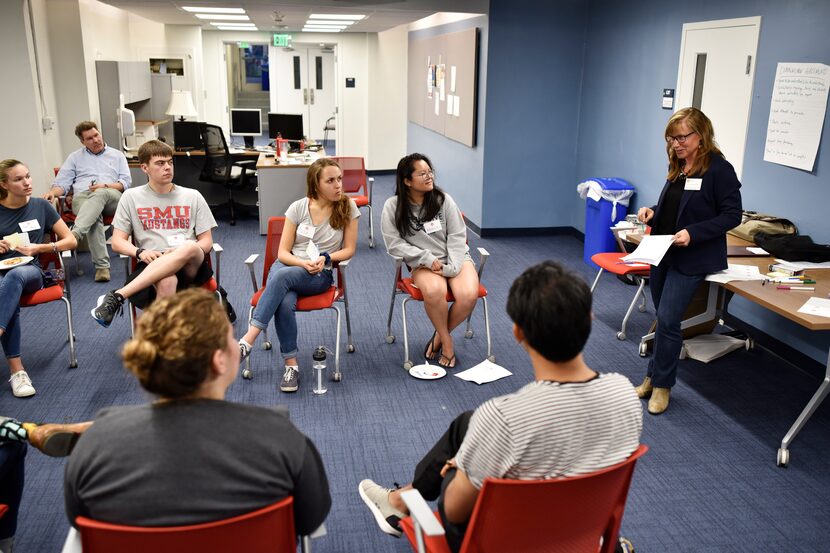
[635,107,742,415]
[238,157,359,393]
[64,289,331,535]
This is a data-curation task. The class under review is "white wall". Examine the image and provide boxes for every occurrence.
[368,24,408,170]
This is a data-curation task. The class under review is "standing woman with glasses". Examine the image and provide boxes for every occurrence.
[635,107,742,414]
[381,153,479,369]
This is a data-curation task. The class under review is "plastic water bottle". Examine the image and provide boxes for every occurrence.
[312,346,327,395]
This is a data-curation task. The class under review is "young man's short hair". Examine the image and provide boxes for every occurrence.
[506,260,592,362]
[74,121,99,139]
[138,140,174,165]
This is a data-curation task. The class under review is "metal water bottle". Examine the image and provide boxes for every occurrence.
[312,346,327,395]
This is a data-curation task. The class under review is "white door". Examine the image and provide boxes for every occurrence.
[676,16,761,179]
[270,45,336,142]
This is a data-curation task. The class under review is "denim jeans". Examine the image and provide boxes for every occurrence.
[0,442,26,540]
[0,264,44,359]
[647,264,705,388]
[251,263,333,360]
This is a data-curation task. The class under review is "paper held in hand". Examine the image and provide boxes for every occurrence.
[621,234,676,266]
[3,232,30,250]
[306,240,319,262]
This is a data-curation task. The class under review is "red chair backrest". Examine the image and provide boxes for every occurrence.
[0,504,7,519]
[458,444,648,553]
[330,156,366,196]
[76,496,297,553]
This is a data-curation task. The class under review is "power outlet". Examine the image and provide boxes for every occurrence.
[41,116,55,131]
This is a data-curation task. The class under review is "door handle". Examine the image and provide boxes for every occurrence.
[310,89,315,105]
[303,89,308,105]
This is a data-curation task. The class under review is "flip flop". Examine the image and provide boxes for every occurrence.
[424,331,441,361]
[437,352,456,369]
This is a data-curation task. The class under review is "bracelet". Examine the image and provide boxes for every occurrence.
[322,252,331,266]
[51,242,58,254]
[135,247,144,259]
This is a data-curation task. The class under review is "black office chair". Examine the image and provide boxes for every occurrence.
[198,123,257,226]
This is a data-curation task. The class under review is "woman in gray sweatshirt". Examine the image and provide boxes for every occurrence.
[381,153,478,369]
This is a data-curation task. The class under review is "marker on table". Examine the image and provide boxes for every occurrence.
[776,286,815,291]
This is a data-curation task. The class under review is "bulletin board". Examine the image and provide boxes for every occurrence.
[408,27,479,147]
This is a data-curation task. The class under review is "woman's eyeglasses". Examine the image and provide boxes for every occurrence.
[666,132,696,144]
[414,170,434,179]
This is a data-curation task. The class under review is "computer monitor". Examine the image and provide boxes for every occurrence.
[230,108,262,149]
[173,121,203,151]
[268,113,304,145]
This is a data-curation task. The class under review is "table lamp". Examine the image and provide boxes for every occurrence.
[166,90,198,122]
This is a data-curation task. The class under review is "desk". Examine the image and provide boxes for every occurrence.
[255,152,324,234]
[627,231,830,466]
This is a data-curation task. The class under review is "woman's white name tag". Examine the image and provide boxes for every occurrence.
[297,223,315,239]
[684,178,702,191]
[19,219,40,232]
[423,219,442,234]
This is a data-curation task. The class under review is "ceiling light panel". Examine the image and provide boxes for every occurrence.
[304,20,355,25]
[302,28,341,33]
[309,14,365,21]
[217,26,258,31]
[194,14,250,20]
[182,7,245,14]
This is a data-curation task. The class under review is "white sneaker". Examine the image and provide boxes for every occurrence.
[10,371,36,397]
[358,479,406,537]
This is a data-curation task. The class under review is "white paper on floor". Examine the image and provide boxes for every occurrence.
[681,334,746,363]
[455,359,512,385]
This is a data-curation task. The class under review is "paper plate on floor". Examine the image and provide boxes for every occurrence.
[409,364,446,380]
[0,256,33,270]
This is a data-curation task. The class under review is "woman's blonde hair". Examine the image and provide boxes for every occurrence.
[306,158,352,231]
[0,159,25,201]
[665,107,724,182]
[122,289,229,399]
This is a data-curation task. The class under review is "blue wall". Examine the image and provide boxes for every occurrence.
[481,0,589,230]
[408,16,489,227]
[576,0,830,363]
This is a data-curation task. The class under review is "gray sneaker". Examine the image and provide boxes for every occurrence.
[280,365,299,392]
[358,479,406,537]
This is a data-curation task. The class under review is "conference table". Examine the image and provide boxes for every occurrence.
[626,231,830,466]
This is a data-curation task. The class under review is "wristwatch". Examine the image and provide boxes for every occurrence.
[135,247,145,259]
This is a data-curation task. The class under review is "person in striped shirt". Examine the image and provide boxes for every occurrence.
[359,260,643,552]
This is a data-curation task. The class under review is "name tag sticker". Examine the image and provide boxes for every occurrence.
[423,219,442,234]
[19,219,40,232]
[684,178,702,191]
[167,234,187,247]
[297,223,315,239]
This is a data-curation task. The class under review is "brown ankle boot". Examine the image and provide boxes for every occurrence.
[647,387,671,415]
[25,421,92,457]
[635,376,653,398]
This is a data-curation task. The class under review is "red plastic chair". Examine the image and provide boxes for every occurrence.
[53,167,116,276]
[121,242,223,338]
[19,234,77,368]
[384,248,494,371]
[75,496,310,553]
[0,504,7,519]
[330,156,374,248]
[400,444,648,553]
[242,216,353,382]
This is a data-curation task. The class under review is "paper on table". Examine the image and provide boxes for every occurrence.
[454,359,512,385]
[774,259,830,270]
[306,240,319,262]
[3,232,30,250]
[621,235,675,266]
[797,297,830,319]
[705,264,766,284]
[747,247,768,255]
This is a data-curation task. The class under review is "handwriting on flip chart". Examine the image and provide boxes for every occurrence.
[764,63,830,172]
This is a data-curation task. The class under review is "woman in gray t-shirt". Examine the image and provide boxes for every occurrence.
[238,158,359,392]
[380,153,478,369]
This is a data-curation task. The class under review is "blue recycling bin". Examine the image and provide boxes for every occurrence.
[580,178,635,269]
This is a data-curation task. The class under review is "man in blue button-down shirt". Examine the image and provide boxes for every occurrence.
[44,121,131,282]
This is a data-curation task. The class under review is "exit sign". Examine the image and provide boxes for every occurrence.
[273,34,292,47]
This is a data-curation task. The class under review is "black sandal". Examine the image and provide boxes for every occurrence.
[424,331,441,361]
[437,352,456,369]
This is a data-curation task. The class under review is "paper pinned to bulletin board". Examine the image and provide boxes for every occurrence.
[763,62,830,172]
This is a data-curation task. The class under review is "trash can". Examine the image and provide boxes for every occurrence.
[577,178,635,269]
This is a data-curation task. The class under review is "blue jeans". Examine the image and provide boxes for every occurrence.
[251,263,333,360]
[647,264,705,388]
[0,264,44,359]
[0,442,26,540]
